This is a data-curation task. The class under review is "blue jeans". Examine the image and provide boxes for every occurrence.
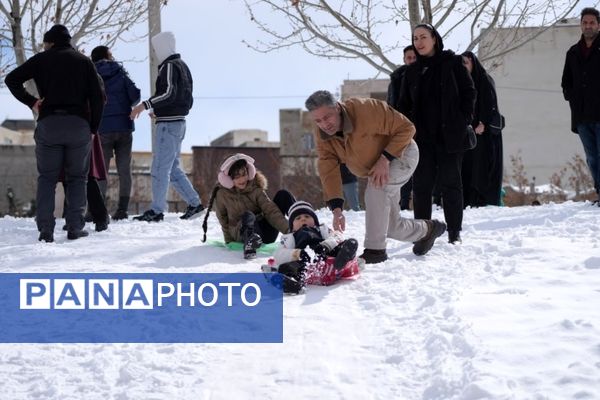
[150,121,200,213]
[342,181,360,211]
[577,122,600,193]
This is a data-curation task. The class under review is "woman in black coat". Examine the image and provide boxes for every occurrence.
[398,24,476,244]
[461,51,504,207]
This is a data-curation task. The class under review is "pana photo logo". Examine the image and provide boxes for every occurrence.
[20,278,261,310]
[0,273,282,343]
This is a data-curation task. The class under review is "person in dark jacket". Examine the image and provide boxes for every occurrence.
[561,7,600,205]
[91,45,141,220]
[130,31,204,221]
[398,24,476,244]
[5,24,104,242]
[387,45,417,111]
[387,45,417,210]
[461,51,504,207]
[201,153,295,259]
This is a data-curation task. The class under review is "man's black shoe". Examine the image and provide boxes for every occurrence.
[67,229,89,240]
[38,231,54,243]
[112,209,128,220]
[333,239,358,269]
[180,204,205,220]
[358,248,388,264]
[133,210,164,222]
[413,219,446,256]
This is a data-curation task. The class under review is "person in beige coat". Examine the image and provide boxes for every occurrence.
[201,153,295,259]
[305,90,446,263]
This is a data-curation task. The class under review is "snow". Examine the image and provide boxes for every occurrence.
[1,201,600,399]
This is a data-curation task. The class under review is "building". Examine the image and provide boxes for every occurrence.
[104,151,195,214]
[210,129,279,148]
[479,19,585,185]
[340,79,388,101]
[0,119,35,145]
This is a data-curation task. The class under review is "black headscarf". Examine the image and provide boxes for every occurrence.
[412,23,444,61]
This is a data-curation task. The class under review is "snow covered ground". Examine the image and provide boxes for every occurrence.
[1,201,599,400]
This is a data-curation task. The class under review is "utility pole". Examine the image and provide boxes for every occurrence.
[148,0,162,151]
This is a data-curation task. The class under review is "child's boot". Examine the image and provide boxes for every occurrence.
[241,211,262,259]
[333,238,358,270]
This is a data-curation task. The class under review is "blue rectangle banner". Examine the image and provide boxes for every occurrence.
[0,273,283,343]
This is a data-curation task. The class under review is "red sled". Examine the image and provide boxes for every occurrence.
[264,256,360,287]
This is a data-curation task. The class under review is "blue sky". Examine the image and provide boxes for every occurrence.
[1,0,595,152]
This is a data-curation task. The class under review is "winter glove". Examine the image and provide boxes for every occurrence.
[318,237,339,254]
[293,226,323,250]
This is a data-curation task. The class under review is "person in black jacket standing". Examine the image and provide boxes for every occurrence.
[562,7,600,205]
[461,51,504,207]
[397,24,476,244]
[91,46,141,220]
[5,24,104,242]
[130,31,204,222]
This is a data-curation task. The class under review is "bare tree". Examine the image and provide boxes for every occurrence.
[243,0,587,74]
[0,0,167,85]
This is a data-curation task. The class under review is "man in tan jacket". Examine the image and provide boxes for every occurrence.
[305,90,446,263]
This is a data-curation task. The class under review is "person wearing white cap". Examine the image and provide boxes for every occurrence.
[130,31,203,222]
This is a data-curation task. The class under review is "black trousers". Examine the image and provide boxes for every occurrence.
[98,131,133,204]
[413,145,464,232]
[241,190,296,244]
[35,115,91,232]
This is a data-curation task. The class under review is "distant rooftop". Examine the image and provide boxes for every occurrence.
[1,119,35,132]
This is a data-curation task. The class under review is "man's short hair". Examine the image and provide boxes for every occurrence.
[403,45,415,54]
[581,7,600,23]
[91,46,110,62]
[305,90,336,111]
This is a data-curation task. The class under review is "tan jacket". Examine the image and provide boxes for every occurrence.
[214,171,289,242]
[314,97,415,202]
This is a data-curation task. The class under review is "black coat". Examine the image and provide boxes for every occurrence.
[561,34,600,133]
[398,51,476,153]
[143,54,194,121]
[461,52,503,207]
[386,65,408,111]
[5,44,104,133]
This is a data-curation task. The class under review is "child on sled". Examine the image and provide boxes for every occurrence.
[201,153,295,259]
[268,201,358,294]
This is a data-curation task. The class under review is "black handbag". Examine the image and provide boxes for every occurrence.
[465,124,477,150]
[488,112,506,135]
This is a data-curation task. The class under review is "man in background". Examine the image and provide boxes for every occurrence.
[5,24,104,242]
[562,7,600,205]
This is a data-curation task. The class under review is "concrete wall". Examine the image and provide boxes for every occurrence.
[0,145,37,216]
[480,20,585,184]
